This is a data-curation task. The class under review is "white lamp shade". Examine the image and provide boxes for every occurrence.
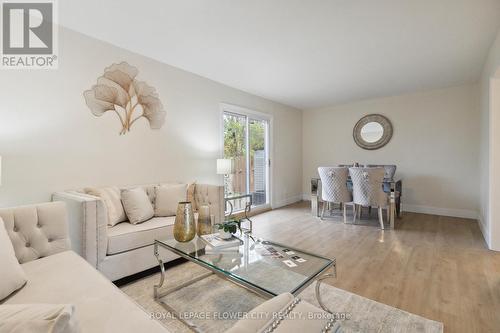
[217,159,234,175]
[0,156,2,186]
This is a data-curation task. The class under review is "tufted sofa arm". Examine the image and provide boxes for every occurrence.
[52,191,108,269]
[194,184,225,224]
[0,202,71,264]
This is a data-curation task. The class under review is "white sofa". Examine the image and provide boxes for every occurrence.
[0,201,341,333]
[0,202,168,333]
[53,183,224,281]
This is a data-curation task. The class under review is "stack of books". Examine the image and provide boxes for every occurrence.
[201,233,241,253]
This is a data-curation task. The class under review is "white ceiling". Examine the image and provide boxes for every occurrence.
[60,0,500,110]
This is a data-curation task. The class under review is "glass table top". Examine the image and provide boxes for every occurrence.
[156,235,334,297]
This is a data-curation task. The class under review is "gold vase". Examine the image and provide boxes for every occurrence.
[173,202,196,242]
[197,205,213,236]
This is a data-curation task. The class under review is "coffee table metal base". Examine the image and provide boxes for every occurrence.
[315,265,337,314]
[153,241,337,330]
[154,243,214,331]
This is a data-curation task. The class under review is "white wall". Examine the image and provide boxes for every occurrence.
[303,84,480,219]
[479,28,500,250]
[489,77,500,250]
[0,27,303,208]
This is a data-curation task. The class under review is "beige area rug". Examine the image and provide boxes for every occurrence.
[120,262,443,333]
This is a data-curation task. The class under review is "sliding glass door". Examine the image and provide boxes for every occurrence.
[223,109,270,210]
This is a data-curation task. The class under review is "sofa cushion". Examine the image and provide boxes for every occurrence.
[120,184,157,205]
[3,251,167,333]
[121,188,155,224]
[0,304,80,333]
[0,218,27,301]
[107,217,175,255]
[154,184,188,217]
[85,187,126,226]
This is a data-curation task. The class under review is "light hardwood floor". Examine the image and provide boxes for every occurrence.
[250,201,500,333]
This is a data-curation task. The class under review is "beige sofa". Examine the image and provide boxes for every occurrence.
[0,201,341,333]
[53,183,224,281]
[0,202,168,333]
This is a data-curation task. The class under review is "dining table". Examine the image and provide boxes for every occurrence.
[310,177,402,229]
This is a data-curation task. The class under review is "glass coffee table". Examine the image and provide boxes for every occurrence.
[154,234,336,317]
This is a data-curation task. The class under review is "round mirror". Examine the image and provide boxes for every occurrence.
[360,122,384,143]
[353,114,393,150]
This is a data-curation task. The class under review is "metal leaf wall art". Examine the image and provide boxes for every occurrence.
[84,62,166,135]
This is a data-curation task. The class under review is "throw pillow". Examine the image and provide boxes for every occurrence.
[84,187,126,226]
[155,184,189,217]
[121,188,155,224]
[0,218,27,301]
[0,304,80,333]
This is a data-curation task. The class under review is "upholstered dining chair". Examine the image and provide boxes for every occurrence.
[349,167,390,229]
[318,167,354,223]
[365,164,397,180]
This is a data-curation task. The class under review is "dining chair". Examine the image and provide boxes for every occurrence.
[363,164,396,216]
[364,164,397,180]
[349,167,390,229]
[317,167,354,223]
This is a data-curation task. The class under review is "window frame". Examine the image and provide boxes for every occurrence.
[219,103,273,211]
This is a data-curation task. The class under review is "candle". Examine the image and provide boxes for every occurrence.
[197,205,212,236]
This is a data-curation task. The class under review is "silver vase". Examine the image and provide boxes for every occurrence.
[173,202,196,242]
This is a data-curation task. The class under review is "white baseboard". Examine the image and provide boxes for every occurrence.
[477,213,491,248]
[398,204,478,220]
[302,193,478,220]
[272,194,303,209]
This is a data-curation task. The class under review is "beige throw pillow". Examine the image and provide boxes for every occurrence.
[84,187,126,226]
[0,304,80,333]
[121,188,155,224]
[155,184,189,217]
[0,218,27,301]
